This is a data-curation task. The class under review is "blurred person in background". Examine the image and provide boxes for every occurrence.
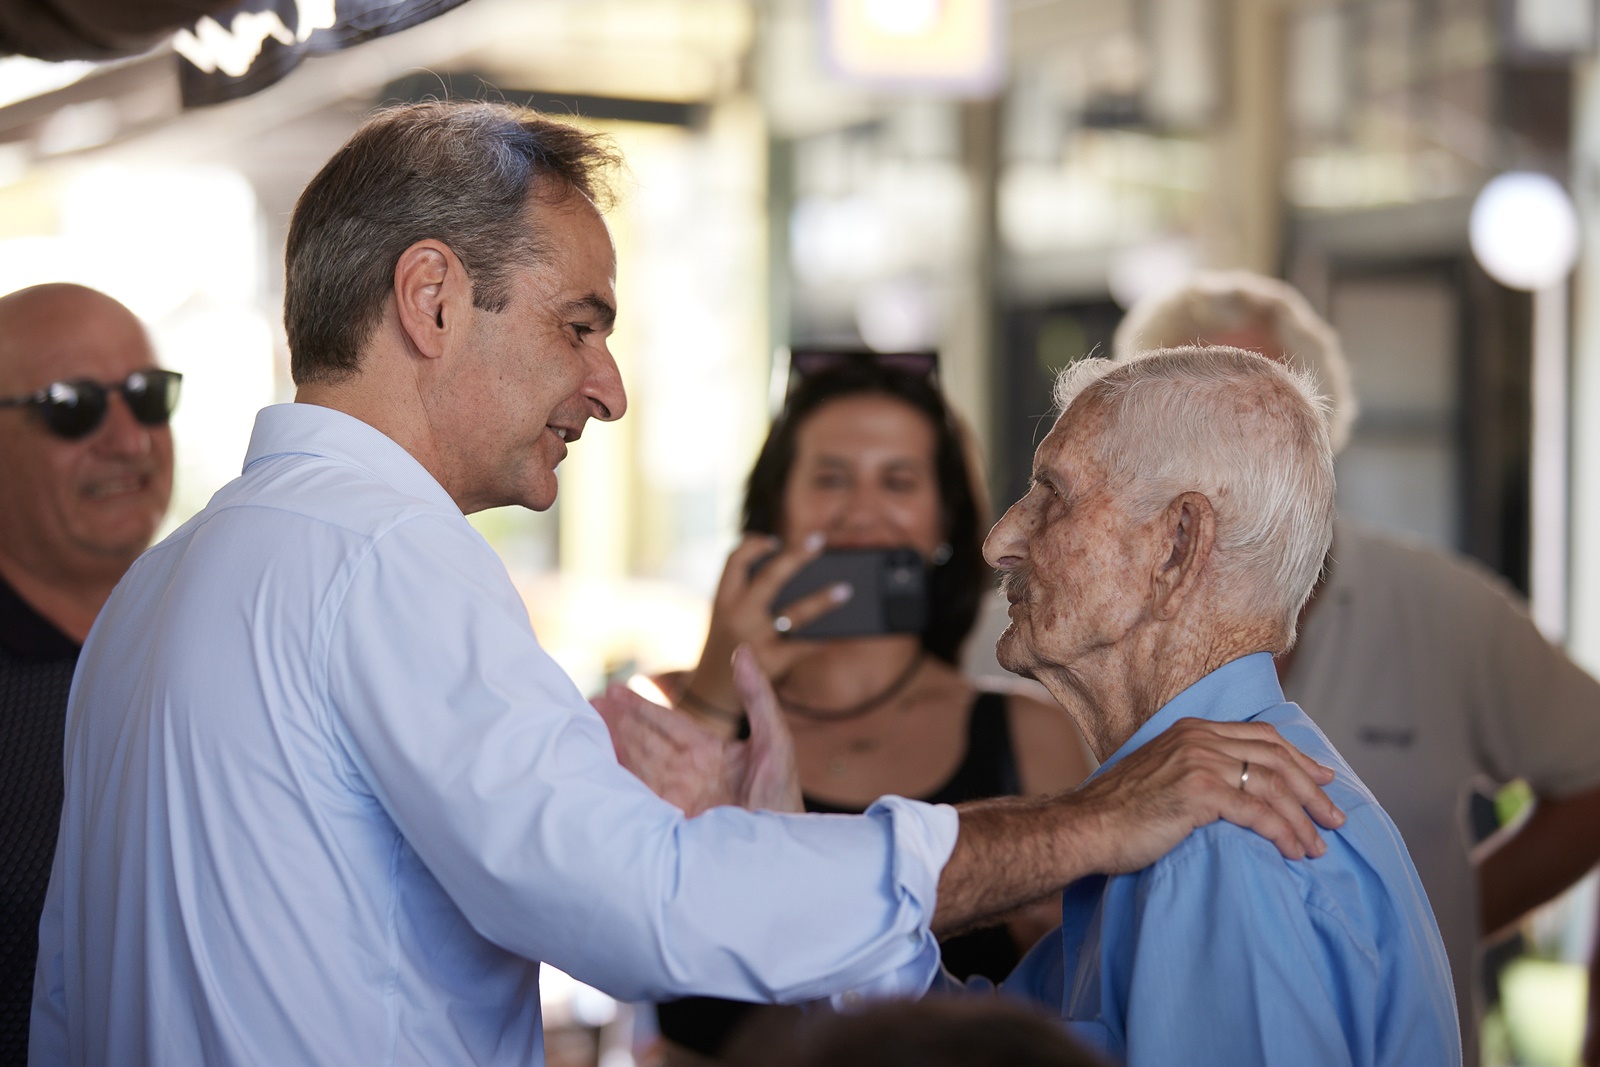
[1114,270,1600,1064]
[0,283,177,1065]
[650,354,1094,1062]
[721,995,1109,1067]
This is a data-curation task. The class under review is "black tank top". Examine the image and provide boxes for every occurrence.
[655,691,1024,1058]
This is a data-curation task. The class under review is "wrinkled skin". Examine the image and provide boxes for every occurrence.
[594,646,802,817]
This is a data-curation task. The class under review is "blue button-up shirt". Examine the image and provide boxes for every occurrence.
[1002,654,1460,1066]
[31,403,958,1067]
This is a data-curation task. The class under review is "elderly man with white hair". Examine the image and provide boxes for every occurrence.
[992,345,1458,1066]
[1115,272,1600,1065]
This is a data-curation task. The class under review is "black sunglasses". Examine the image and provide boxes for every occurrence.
[788,346,939,382]
[0,369,183,441]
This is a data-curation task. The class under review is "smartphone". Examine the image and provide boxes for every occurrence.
[756,547,928,639]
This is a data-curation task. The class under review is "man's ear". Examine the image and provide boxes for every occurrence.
[1150,491,1215,620]
[393,240,466,360]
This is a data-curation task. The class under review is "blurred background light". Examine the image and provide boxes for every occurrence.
[1107,235,1197,310]
[1469,171,1581,292]
[0,57,96,109]
[856,276,939,350]
[820,0,1004,96]
[862,0,942,38]
[624,675,670,707]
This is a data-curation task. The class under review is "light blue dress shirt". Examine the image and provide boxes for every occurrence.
[31,403,958,1067]
[1001,653,1460,1067]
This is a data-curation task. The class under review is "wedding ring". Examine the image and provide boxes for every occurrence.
[1238,761,1250,791]
[773,615,793,634]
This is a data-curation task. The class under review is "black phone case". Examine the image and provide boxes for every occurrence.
[761,547,928,639]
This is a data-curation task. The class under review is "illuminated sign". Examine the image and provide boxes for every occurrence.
[819,0,1005,96]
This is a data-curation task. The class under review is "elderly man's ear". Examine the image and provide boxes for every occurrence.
[1149,492,1215,620]
[393,241,471,361]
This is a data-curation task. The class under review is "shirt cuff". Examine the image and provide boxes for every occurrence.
[827,797,960,1009]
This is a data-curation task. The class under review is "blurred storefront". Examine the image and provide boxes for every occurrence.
[2,0,1598,1063]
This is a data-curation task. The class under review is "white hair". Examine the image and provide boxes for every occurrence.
[1053,346,1335,645]
[1111,270,1357,453]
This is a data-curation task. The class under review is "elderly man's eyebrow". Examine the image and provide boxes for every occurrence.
[560,295,615,330]
[1032,467,1082,503]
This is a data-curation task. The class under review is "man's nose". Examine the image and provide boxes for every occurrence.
[90,392,154,458]
[983,500,1027,570]
[584,343,627,423]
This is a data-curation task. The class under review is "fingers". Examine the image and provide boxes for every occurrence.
[1215,718,1339,790]
[732,645,781,732]
[699,533,838,693]
[593,685,676,779]
[1249,747,1345,834]
[594,683,739,817]
[770,582,852,636]
[615,683,719,747]
[732,645,803,812]
[595,684,665,740]
[1210,770,1322,860]
[743,531,827,604]
[1166,718,1346,832]
[717,534,783,600]
[1164,719,1335,780]
[1075,717,1345,870]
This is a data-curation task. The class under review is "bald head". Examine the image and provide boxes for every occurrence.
[0,284,174,637]
[0,284,149,388]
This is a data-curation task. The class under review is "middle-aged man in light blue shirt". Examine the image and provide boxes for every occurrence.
[31,102,1346,1067]
[985,346,1459,1065]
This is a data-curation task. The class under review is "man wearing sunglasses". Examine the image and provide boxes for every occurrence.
[0,282,177,1064]
[34,105,1342,1067]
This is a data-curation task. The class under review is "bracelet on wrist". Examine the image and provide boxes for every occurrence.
[678,686,743,722]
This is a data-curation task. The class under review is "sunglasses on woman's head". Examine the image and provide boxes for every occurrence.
[789,347,939,381]
[0,369,183,441]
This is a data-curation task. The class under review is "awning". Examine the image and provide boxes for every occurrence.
[0,0,473,107]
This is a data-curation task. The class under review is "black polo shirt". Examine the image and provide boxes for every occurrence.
[0,575,77,1065]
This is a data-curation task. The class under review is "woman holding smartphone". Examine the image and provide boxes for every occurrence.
[653,352,1093,1064]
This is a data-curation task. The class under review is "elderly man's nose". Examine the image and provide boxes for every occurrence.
[983,503,1026,569]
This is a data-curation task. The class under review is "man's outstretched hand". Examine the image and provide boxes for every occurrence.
[592,645,802,817]
[935,717,1345,935]
[1069,717,1344,872]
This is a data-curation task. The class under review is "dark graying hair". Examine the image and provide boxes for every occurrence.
[284,101,621,385]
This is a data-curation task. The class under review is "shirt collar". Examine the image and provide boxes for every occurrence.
[243,403,461,513]
[0,571,79,661]
[1091,652,1284,779]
